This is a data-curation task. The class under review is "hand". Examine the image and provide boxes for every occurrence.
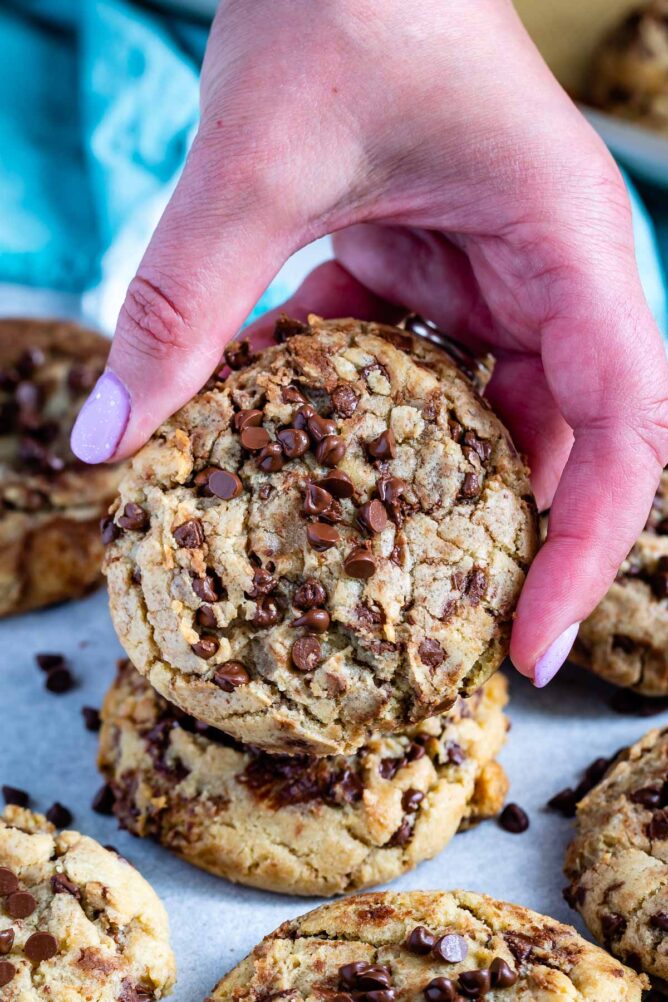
[71,0,668,683]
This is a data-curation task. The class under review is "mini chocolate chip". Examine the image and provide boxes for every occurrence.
[490,957,518,988]
[81,706,101,735]
[233,409,263,432]
[118,502,149,532]
[367,429,396,461]
[24,931,58,963]
[0,928,14,954]
[292,636,322,672]
[46,803,72,828]
[433,934,468,964]
[173,518,204,549]
[292,404,316,430]
[651,912,668,931]
[209,470,243,500]
[547,787,578,817]
[319,470,355,498]
[601,913,627,941]
[0,868,18,895]
[418,639,445,668]
[499,803,530,833]
[240,426,271,452]
[92,783,116,815]
[344,546,376,579]
[193,574,219,603]
[293,578,327,610]
[648,808,668,839]
[307,413,337,443]
[224,340,252,370]
[100,516,121,545]
[315,435,346,467]
[45,664,75,694]
[192,637,220,659]
[274,316,309,341]
[253,596,279,628]
[2,785,28,807]
[304,484,334,517]
[6,890,36,919]
[357,499,388,534]
[331,384,358,417]
[292,609,330,634]
[423,977,456,1002]
[197,604,218,628]
[276,427,309,458]
[213,661,250,692]
[459,472,480,500]
[0,961,15,987]
[458,969,491,996]
[307,522,339,551]
[402,788,425,812]
[51,873,80,898]
[406,925,435,955]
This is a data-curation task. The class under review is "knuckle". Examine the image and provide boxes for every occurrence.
[116,275,192,362]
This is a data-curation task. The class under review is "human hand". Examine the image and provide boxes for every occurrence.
[71,0,668,683]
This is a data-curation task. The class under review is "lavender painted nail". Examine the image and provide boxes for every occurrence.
[70,370,130,464]
[533,622,580,688]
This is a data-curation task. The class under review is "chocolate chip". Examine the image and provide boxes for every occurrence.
[213,661,250,692]
[462,430,492,463]
[307,522,339,551]
[6,890,36,918]
[253,595,279,628]
[81,706,101,733]
[367,429,396,461]
[25,931,58,963]
[240,426,270,452]
[118,503,149,532]
[388,817,412,846]
[304,484,334,517]
[51,873,80,898]
[233,408,263,432]
[92,783,115,815]
[357,499,388,535]
[191,637,220,659]
[258,483,273,500]
[547,787,578,817]
[2,785,28,807]
[459,472,480,500]
[276,427,309,458]
[499,803,529,833]
[173,518,204,549]
[315,435,346,467]
[405,925,435,955]
[292,609,330,634]
[362,990,395,1002]
[490,957,517,988]
[344,546,376,579]
[208,470,243,500]
[418,639,445,668]
[601,913,627,942]
[319,470,355,498]
[458,969,491,996]
[651,912,668,931]
[433,934,468,963]
[307,413,337,443]
[247,567,276,597]
[46,803,72,828]
[45,664,75,694]
[293,579,326,610]
[331,384,358,417]
[339,962,372,990]
[274,315,309,341]
[379,757,402,779]
[256,442,285,473]
[0,961,15,987]
[0,868,18,895]
[292,404,316,430]
[193,574,219,603]
[612,634,635,654]
[423,977,456,1002]
[281,385,308,405]
[444,741,465,765]
[648,808,668,839]
[35,653,64,673]
[224,339,253,370]
[630,786,662,808]
[291,636,322,672]
[402,788,425,812]
[0,928,14,954]
[355,965,392,990]
[197,605,217,628]
[100,516,121,545]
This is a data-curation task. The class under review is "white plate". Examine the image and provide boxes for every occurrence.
[582,106,668,189]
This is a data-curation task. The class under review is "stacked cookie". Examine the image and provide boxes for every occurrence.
[98,315,539,895]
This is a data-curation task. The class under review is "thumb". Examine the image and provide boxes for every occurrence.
[71,131,299,462]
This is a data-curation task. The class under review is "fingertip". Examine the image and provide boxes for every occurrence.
[510,621,580,687]
[70,370,131,465]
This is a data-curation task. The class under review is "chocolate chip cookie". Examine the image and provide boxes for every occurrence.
[98,660,508,897]
[565,727,668,986]
[0,805,175,1000]
[589,0,668,136]
[206,890,647,1001]
[570,469,668,695]
[104,316,537,756]
[0,319,122,616]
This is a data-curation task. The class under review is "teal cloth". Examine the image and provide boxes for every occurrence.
[0,0,666,333]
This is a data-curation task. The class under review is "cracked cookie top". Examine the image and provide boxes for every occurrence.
[104,316,537,756]
[0,807,175,1001]
[565,727,668,984]
[207,890,646,1001]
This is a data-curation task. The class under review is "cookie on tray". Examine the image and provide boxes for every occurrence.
[0,318,122,616]
[0,806,175,1000]
[206,890,647,1001]
[565,726,668,986]
[104,315,537,756]
[589,0,668,136]
[570,469,668,695]
[98,660,508,897]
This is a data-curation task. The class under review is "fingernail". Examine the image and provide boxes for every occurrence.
[70,370,130,463]
[533,622,580,688]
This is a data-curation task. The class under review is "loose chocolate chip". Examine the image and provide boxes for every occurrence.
[601,913,627,942]
[92,783,116,815]
[315,435,346,467]
[224,340,252,370]
[118,502,149,532]
[173,518,204,549]
[307,413,337,443]
[367,429,396,461]
[2,785,28,807]
[0,961,15,987]
[293,578,327,610]
[192,637,220,660]
[100,516,121,545]
[276,427,310,458]
[648,808,668,839]
[490,957,518,988]
[458,969,491,996]
[253,596,279,628]
[45,664,75,694]
[423,977,456,1002]
[292,404,316,430]
[197,605,218,629]
[0,928,14,954]
[546,786,578,817]
[304,484,334,517]
[499,803,530,833]
[0,868,18,895]
[240,426,271,452]
[307,522,339,551]
[651,912,668,931]
[274,315,309,341]
[213,661,250,692]
[344,546,376,579]
[51,873,80,898]
[402,788,425,812]
[357,499,388,535]
[209,469,243,500]
[433,934,468,964]
[233,409,263,432]
[292,636,322,672]
[6,890,36,919]
[292,609,330,634]
[459,472,480,500]
[257,442,285,473]
[319,470,355,498]
[418,639,445,668]
[24,931,58,963]
[331,384,358,417]
[405,925,435,955]
[82,706,101,732]
[193,574,219,603]
[46,803,72,828]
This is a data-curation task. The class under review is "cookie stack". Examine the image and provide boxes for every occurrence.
[98,315,539,895]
